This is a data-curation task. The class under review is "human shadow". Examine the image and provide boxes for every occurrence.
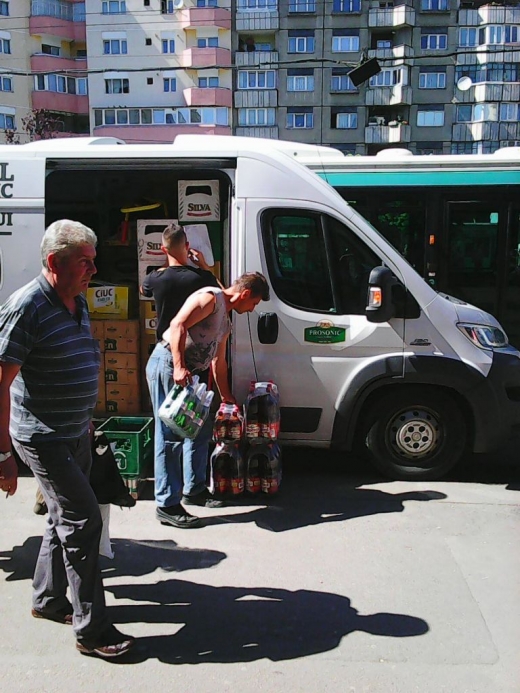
[208,488,447,533]
[0,536,226,582]
[104,579,429,665]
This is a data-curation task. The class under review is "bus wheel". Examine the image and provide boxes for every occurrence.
[365,390,466,480]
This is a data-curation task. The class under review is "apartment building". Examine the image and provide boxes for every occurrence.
[0,1,31,142]
[234,0,520,154]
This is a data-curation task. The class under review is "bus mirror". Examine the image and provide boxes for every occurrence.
[366,267,397,323]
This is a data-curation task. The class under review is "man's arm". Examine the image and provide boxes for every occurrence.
[0,361,21,496]
[167,291,217,386]
[210,335,236,405]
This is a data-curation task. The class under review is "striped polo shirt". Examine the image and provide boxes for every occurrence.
[0,274,100,443]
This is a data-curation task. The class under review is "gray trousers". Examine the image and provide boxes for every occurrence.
[13,434,109,642]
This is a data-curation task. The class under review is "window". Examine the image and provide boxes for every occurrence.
[416,142,443,154]
[421,0,448,9]
[369,68,403,87]
[197,37,219,48]
[34,73,87,95]
[93,106,228,126]
[417,107,444,126]
[451,142,499,154]
[332,31,360,52]
[76,49,87,57]
[333,110,358,129]
[330,70,357,92]
[162,39,175,54]
[0,75,12,92]
[0,38,11,55]
[377,40,392,48]
[420,32,447,50]
[288,30,315,54]
[286,107,314,129]
[459,27,478,47]
[288,0,316,11]
[419,70,446,89]
[198,77,219,88]
[238,70,276,89]
[333,0,361,11]
[262,210,380,314]
[238,0,278,8]
[455,63,520,84]
[161,0,178,12]
[105,78,129,94]
[103,39,127,55]
[0,112,14,130]
[102,1,126,13]
[197,0,218,6]
[0,2,8,16]
[42,44,61,56]
[456,104,498,122]
[485,25,520,45]
[287,69,315,92]
[500,103,520,121]
[145,38,152,46]
[238,107,276,126]
[163,77,177,92]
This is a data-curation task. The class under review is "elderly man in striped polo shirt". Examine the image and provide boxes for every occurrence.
[0,219,134,660]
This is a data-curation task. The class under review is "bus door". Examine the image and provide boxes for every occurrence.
[443,201,504,317]
[502,205,520,347]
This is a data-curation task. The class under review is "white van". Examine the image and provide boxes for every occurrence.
[1,135,519,480]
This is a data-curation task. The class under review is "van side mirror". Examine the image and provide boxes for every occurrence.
[366,266,396,323]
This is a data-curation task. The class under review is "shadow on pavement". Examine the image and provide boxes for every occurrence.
[104,579,429,665]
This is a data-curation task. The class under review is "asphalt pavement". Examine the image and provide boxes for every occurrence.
[1,445,519,693]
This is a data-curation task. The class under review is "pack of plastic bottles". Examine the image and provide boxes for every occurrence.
[209,442,244,496]
[244,381,280,443]
[158,375,214,439]
[213,403,244,443]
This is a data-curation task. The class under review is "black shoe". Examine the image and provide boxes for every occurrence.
[76,626,135,659]
[156,504,201,528]
[182,489,225,508]
[111,493,136,508]
[32,605,73,625]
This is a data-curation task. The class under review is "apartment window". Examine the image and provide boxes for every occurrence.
[197,0,218,6]
[238,107,276,126]
[238,0,277,8]
[238,70,276,89]
[197,37,219,48]
[76,49,87,57]
[287,69,315,92]
[420,32,448,50]
[34,73,85,94]
[0,75,13,92]
[485,25,520,45]
[0,2,8,16]
[105,78,129,94]
[369,67,403,87]
[163,78,177,91]
[102,1,126,12]
[419,68,446,89]
[377,39,392,48]
[0,38,11,55]
[456,104,498,122]
[332,110,358,129]
[144,0,150,4]
[161,0,181,12]
[333,0,361,11]
[77,78,87,94]
[286,107,314,129]
[0,112,14,130]
[198,77,219,87]
[500,103,520,121]
[42,44,61,56]
[330,69,357,92]
[459,27,478,47]
[417,106,444,126]
[332,31,360,52]
[416,142,443,154]
[456,63,520,84]
[288,0,316,12]
[288,30,315,54]
[421,0,448,9]
[451,142,499,154]
[94,106,228,126]
[103,39,127,55]
[162,39,175,53]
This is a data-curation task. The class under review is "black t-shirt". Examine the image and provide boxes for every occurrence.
[141,265,219,340]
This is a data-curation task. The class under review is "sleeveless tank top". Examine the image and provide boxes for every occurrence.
[184,287,231,372]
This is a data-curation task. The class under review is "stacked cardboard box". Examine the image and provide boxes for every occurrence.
[104,320,141,416]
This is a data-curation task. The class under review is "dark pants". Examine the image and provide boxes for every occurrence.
[13,434,109,642]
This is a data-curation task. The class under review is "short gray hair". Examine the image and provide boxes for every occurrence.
[41,219,97,269]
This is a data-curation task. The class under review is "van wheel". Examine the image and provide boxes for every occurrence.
[365,390,466,480]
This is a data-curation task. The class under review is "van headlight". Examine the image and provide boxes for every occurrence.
[457,323,509,350]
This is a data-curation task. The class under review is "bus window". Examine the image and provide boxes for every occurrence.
[374,199,425,276]
[502,208,520,347]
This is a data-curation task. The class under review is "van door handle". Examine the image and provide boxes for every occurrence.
[258,312,278,344]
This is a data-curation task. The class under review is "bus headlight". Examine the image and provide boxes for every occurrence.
[457,323,509,350]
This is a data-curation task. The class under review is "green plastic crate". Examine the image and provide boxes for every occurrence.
[98,417,153,479]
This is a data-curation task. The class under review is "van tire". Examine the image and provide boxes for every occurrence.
[364,390,466,480]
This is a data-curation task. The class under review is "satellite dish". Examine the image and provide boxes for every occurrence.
[456,76,473,91]
[172,0,184,7]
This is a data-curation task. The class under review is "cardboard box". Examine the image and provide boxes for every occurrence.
[105,367,139,386]
[90,321,105,352]
[87,283,130,320]
[139,300,158,336]
[104,352,139,371]
[105,384,141,416]
[104,320,140,353]
[94,372,106,416]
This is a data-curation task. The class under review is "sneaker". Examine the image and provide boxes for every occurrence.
[156,504,201,528]
[76,626,135,659]
[182,489,225,509]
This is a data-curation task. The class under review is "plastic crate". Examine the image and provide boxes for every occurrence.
[98,417,153,479]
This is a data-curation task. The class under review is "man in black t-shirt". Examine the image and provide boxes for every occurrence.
[141,223,223,527]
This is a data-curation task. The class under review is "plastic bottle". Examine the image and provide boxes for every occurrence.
[245,446,264,495]
[229,445,244,495]
[261,442,282,494]
[209,443,231,496]
[245,397,260,440]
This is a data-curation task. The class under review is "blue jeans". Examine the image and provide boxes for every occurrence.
[145,343,212,508]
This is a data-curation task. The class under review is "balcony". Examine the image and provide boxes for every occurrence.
[368,44,414,60]
[235,126,279,138]
[365,123,411,144]
[179,7,231,30]
[31,55,87,73]
[368,5,415,27]
[453,121,520,141]
[236,7,279,31]
[235,51,279,67]
[458,6,520,25]
[183,87,232,108]
[32,91,88,115]
[182,47,231,68]
[234,90,278,107]
[29,16,86,42]
[456,82,520,102]
[366,85,412,105]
